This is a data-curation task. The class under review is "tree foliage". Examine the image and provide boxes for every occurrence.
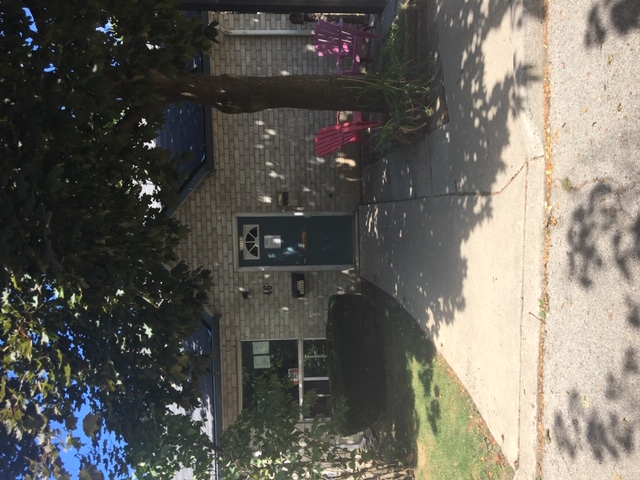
[220,373,413,480]
[1,0,219,477]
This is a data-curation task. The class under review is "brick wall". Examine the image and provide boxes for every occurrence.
[173,13,361,428]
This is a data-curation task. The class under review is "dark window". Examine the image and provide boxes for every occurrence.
[155,12,214,199]
[241,339,331,418]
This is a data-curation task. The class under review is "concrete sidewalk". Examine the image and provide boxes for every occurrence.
[360,0,546,476]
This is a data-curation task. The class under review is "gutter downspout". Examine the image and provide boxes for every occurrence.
[216,26,314,41]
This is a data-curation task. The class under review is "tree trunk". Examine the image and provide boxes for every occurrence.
[149,70,389,114]
[178,0,386,15]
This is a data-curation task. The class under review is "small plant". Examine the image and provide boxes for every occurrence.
[361,68,436,152]
[561,177,573,191]
[358,16,437,154]
[538,297,548,321]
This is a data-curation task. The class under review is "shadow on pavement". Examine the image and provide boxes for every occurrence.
[585,0,640,47]
[566,183,640,288]
[552,180,640,463]
[553,348,637,462]
[523,0,546,20]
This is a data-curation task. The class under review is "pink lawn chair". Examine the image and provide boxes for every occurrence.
[314,19,379,74]
[315,112,380,157]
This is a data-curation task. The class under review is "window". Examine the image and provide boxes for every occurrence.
[154,12,214,205]
[241,339,330,418]
[241,225,260,260]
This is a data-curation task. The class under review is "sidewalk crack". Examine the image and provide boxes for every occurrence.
[437,154,543,199]
[361,155,544,206]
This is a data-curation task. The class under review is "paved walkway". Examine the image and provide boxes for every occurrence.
[361,0,640,478]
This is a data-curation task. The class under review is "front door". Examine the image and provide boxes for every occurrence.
[237,214,354,268]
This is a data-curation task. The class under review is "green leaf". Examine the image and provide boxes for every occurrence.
[17,337,33,360]
[82,414,101,440]
[64,364,72,386]
[80,464,105,480]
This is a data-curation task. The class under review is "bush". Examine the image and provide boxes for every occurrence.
[326,294,386,434]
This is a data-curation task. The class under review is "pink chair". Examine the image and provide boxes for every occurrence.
[315,112,380,157]
[314,19,379,74]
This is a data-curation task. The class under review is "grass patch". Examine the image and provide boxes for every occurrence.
[328,282,514,479]
[408,356,512,479]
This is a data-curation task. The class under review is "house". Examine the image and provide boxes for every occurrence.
[159,11,364,461]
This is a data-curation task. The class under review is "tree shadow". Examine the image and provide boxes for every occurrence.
[566,183,613,288]
[553,347,637,462]
[585,0,640,48]
[427,386,441,434]
[627,299,640,328]
[523,0,547,20]
[552,180,640,464]
[361,280,437,465]
[567,182,640,289]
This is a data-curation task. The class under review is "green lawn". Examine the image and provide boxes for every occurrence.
[327,281,513,479]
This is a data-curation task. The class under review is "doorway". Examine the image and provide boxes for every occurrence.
[236,214,355,269]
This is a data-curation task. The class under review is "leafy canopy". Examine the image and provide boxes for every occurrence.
[1,0,218,478]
